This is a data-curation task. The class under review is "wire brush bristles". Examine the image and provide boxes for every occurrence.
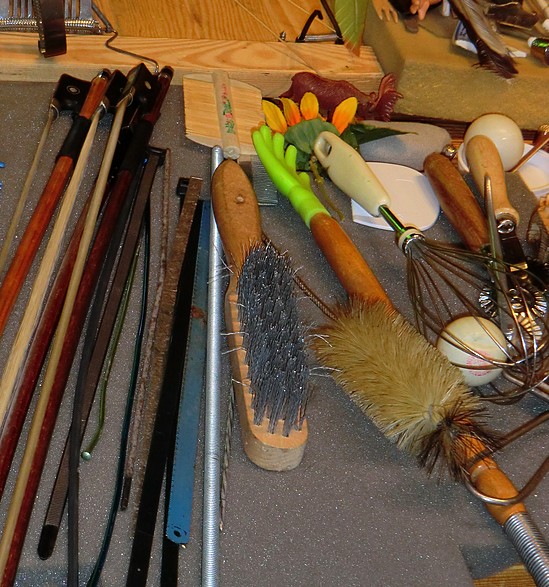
[312,299,498,480]
[237,242,311,436]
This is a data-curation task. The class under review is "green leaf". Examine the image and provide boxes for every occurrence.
[349,123,411,145]
[284,119,340,155]
[334,0,368,55]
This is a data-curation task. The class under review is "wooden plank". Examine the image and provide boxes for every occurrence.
[94,0,333,41]
[474,563,536,587]
[0,34,384,96]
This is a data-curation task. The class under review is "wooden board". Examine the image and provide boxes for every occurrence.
[92,0,334,41]
[0,34,383,96]
[183,74,264,154]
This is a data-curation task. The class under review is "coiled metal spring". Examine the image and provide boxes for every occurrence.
[505,513,549,587]
[0,0,102,33]
[0,17,102,33]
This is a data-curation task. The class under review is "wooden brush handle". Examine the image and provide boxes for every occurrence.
[466,135,519,225]
[211,158,307,471]
[423,152,489,253]
[464,437,526,525]
[465,438,549,583]
[224,292,308,471]
[211,159,262,270]
[309,213,392,307]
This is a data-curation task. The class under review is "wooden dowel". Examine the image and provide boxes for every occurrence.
[0,107,56,276]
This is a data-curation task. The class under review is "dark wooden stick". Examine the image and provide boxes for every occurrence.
[0,70,110,338]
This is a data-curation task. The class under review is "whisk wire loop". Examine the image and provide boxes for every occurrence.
[401,229,549,398]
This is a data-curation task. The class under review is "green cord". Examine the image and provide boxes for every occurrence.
[86,208,151,587]
[81,240,141,461]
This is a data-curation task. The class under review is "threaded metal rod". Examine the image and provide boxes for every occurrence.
[504,512,549,586]
[202,146,224,587]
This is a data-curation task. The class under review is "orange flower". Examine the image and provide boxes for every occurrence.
[280,98,301,126]
[330,97,358,134]
[262,92,355,136]
[300,92,320,121]
[261,100,287,134]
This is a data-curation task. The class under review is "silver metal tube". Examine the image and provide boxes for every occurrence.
[202,146,224,587]
[504,512,549,586]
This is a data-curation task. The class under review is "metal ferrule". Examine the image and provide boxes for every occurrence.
[378,206,424,254]
[504,512,549,586]
[376,205,424,253]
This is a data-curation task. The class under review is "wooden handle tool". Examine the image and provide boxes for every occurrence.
[211,159,308,471]
[252,125,390,306]
[466,134,519,225]
[423,152,489,253]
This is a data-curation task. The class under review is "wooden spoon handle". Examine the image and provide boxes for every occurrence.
[466,135,519,225]
[424,152,489,253]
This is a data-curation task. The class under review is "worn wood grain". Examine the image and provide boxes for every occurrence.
[0,34,383,95]
[93,0,332,40]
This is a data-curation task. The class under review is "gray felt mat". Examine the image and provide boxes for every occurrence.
[0,75,548,587]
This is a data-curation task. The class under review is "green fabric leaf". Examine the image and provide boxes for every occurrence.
[349,123,411,145]
[284,119,340,155]
[334,0,368,55]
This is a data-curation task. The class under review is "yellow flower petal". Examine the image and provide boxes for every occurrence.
[300,92,320,121]
[280,97,302,126]
[331,97,358,134]
[262,100,287,134]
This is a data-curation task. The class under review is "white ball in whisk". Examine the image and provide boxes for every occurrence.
[463,113,524,171]
[436,316,508,387]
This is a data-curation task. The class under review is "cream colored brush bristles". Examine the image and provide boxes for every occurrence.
[313,299,496,480]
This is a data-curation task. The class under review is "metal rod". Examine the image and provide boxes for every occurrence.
[202,146,224,587]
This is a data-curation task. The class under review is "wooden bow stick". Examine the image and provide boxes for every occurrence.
[0,69,110,339]
[0,80,131,587]
[0,74,92,277]
[0,108,101,440]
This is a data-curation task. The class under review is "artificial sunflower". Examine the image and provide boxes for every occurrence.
[261,91,403,171]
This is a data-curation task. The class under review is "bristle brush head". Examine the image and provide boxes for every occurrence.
[312,299,498,480]
[237,242,310,436]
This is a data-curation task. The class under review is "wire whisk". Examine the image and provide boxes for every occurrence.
[402,229,549,400]
[313,131,549,401]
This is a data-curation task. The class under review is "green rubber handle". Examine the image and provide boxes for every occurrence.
[252,125,329,227]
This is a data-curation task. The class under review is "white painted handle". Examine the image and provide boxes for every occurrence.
[313,131,390,216]
[212,70,241,160]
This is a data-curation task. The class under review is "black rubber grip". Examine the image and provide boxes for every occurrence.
[57,116,92,161]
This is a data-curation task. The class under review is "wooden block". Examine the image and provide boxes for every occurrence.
[0,33,384,97]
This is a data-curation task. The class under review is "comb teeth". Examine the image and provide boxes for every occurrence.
[237,243,310,436]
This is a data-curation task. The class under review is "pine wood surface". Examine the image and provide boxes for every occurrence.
[0,1,541,585]
[94,0,331,40]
